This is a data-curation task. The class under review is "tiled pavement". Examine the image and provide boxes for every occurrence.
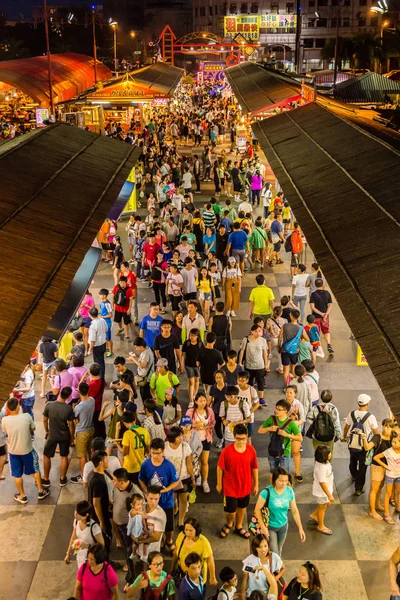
[0,139,394,600]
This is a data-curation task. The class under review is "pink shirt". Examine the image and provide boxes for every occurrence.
[77,562,118,600]
[186,407,216,443]
[79,295,95,319]
[68,366,88,399]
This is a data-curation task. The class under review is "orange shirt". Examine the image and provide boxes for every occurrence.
[98,221,109,244]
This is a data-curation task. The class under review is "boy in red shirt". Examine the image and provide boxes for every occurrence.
[120,261,138,325]
[142,233,160,287]
[217,422,258,540]
[112,276,133,339]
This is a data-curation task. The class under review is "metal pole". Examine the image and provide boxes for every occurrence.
[333,3,341,89]
[43,0,54,115]
[295,0,302,73]
[113,27,117,73]
[92,9,98,84]
[284,44,286,69]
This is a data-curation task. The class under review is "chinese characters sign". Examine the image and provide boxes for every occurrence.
[224,16,260,40]
[260,14,296,28]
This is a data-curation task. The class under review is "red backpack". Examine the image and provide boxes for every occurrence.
[141,571,173,600]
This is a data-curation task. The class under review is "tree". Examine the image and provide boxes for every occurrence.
[0,38,30,60]
[351,31,384,69]
[320,37,354,68]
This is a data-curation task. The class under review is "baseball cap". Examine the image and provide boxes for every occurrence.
[228,256,236,263]
[357,394,371,406]
[180,415,192,426]
[156,358,168,367]
[165,387,176,396]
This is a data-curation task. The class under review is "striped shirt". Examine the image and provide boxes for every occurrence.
[202,209,216,229]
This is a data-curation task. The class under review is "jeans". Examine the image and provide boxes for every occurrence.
[268,455,291,473]
[251,189,261,205]
[116,523,136,583]
[294,295,307,323]
[21,396,35,420]
[195,173,201,191]
[268,522,288,556]
[349,449,368,492]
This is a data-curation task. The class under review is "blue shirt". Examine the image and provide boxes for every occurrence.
[228,229,248,251]
[271,220,283,236]
[203,233,216,250]
[179,575,206,600]
[221,217,231,231]
[100,300,112,327]
[139,315,163,348]
[139,457,179,509]
[260,485,295,528]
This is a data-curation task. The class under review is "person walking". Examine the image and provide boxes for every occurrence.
[72,382,95,484]
[42,386,74,487]
[88,307,108,378]
[179,552,207,600]
[208,302,231,362]
[291,265,309,324]
[64,500,105,569]
[310,278,334,354]
[171,517,218,585]
[217,423,258,540]
[307,390,342,456]
[309,445,335,535]
[278,309,309,384]
[249,274,275,323]
[222,256,243,318]
[238,324,268,405]
[74,543,119,600]
[113,410,150,484]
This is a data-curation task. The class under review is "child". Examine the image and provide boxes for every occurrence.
[302,359,320,406]
[162,387,182,431]
[304,314,320,354]
[99,288,113,358]
[282,200,292,234]
[309,445,335,535]
[209,262,221,310]
[147,192,156,212]
[222,350,241,385]
[220,385,251,445]
[236,371,259,443]
[374,431,400,525]
[127,493,150,559]
[218,566,239,600]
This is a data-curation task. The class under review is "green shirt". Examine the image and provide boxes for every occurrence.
[150,371,180,407]
[212,204,222,216]
[131,570,175,597]
[261,416,300,456]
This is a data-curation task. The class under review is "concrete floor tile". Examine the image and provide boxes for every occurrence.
[27,560,79,600]
[358,560,391,600]
[343,504,399,561]
[40,504,75,561]
[0,561,38,600]
[0,505,55,561]
[332,458,370,505]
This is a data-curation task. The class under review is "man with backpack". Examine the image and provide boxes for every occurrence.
[308,390,342,456]
[278,309,309,384]
[258,399,302,478]
[219,385,251,446]
[112,275,134,340]
[342,394,379,496]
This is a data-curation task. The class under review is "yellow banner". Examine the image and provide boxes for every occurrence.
[356,344,369,367]
[224,16,260,40]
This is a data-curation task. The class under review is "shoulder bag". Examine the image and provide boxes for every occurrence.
[249,488,270,535]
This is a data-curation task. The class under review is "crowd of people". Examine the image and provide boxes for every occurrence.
[0,78,397,600]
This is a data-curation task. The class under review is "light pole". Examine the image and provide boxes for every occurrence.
[370,2,389,73]
[43,0,54,115]
[91,6,98,84]
[110,20,118,74]
[333,0,342,90]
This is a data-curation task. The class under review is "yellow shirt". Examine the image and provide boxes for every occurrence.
[282,206,291,220]
[196,277,213,294]
[58,331,74,361]
[122,426,150,474]
[249,285,275,315]
[175,532,213,581]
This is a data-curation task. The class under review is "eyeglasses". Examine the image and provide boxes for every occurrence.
[151,561,164,567]
[151,450,163,455]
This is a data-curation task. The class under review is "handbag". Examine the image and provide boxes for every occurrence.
[134,357,153,387]
[172,535,186,587]
[249,488,270,535]
[70,313,83,331]
[283,326,303,355]
[268,555,287,600]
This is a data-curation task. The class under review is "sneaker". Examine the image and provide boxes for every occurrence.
[125,336,131,341]
[60,477,67,487]
[215,439,224,449]
[295,475,304,483]
[71,475,83,484]
[355,489,364,496]
[106,352,114,358]
[327,344,334,354]
[14,494,28,504]
[195,476,202,487]
[42,479,51,488]
[226,310,231,317]
[147,282,153,288]
[202,481,211,493]
[230,310,236,317]
[38,489,50,500]
[259,399,267,406]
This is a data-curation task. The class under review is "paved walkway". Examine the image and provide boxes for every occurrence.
[0,139,394,600]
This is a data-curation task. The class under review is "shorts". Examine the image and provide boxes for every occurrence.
[43,438,70,458]
[314,494,330,505]
[385,474,400,485]
[169,294,182,312]
[82,317,92,329]
[268,454,291,473]
[273,241,282,252]
[184,292,197,301]
[281,352,299,366]
[101,242,109,251]
[247,422,254,437]
[43,360,56,372]
[370,464,385,482]
[199,291,212,301]
[202,440,211,451]
[9,449,39,478]
[185,366,200,379]
[315,316,330,335]
[283,219,290,224]
[224,494,250,513]
[164,506,174,533]
[175,476,193,494]
[105,322,112,342]
[0,444,6,457]
[247,368,266,392]
[114,311,132,325]
[232,249,245,263]
[75,428,94,458]
[290,253,299,268]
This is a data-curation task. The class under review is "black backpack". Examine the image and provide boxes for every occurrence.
[314,406,335,442]
[114,286,127,307]
[284,234,293,253]
[268,416,292,458]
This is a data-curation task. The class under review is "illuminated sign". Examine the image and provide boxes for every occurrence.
[224,16,260,40]
[204,64,224,71]
[88,79,166,101]
[260,14,297,28]
[36,108,49,127]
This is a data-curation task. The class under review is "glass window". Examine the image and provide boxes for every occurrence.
[318,0,328,5]
[309,0,315,5]
[286,2,294,12]
[303,38,314,47]
[251,2,258,12]
[308,18,316,26]
[194,7,198,16]
[271,2,279,13]
[200,6,206,16]
[331,0,338,5]
[331,17,337,26]
[342,16,350,25]
[230,3,237,12]
[315,37,326,47]
[359,0,367,5]
[316,17,327,25]
[344,0,350,5]
[209,6,213,14]
[240,2,247,12]
[358,16,366,25]
[370,16,378,26]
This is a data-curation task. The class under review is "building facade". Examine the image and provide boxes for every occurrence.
[192,0,385,71]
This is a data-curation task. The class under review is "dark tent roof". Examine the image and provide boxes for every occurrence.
[128,62,184,95]
[0,123,139,402]
[225,62,300,114]
[334,71,400,103]
[0,53,111,107]
[252,102,400,414]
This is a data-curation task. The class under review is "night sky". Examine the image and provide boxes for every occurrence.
[3,0,90,20]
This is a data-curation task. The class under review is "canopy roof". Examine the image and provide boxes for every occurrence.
[252,102,400,413]
[335,71,400,103]
[225,62,301,114]
[0,123,139,402]
[0,53,111,107]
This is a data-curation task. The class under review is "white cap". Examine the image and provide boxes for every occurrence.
[357,393,371,406]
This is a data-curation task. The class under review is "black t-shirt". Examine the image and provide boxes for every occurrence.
[222,364,241,386]
[198,347,224,385]
[182,340,203,367]
[39,341,58,363]
[114,245,124,268]
[209,384,228,414]
[71,343,85,357]
[216,232,229,256]
[43,401,74,441]
[285,579,323,600]
[281,307,292,321]
[88,472,110,525]
[310,290,332,317]
[154,334,179,372]
[371,434,391,465]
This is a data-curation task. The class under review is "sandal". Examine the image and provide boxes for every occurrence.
[317,527,333,535]
[219,524,232,538]
[369,512,383,521]
[384,515,395,525]
[234,527,251,539]
[165,541,176,552]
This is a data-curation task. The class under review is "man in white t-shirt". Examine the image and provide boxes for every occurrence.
[172,190,184,211]
[236,371,259,442]
[220,386,251,444]
[342,393,379,496]
[182,167,193,193]
[238,199,253,215]
[164,427,194,527]
[291,264,309,324]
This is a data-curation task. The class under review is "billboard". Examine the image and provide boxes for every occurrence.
[224,16,260,40]
[260,14,297,28]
